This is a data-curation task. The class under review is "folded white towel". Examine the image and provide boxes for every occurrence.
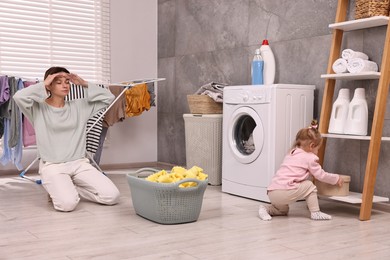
[347,58,378,73]
[332,58,348,74]
[342,49,369,61]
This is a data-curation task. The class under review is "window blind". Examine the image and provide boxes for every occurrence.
[0,0,110,83]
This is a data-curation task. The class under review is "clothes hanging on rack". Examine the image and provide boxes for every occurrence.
[0,76,10,128]
[147,82,156,107]
[0,76,10,106]
[102,82,156,127]
[103,85,126,127]
[92,82,157,165]
[86,109,105,154]
[22,81,37,147]
[1,75,10,143]
[89,82,153,165]
[93,126,108,165]
[9,78,22,148]
[125,83,151,117]
[0,118,3,138]
[0,76,23,170]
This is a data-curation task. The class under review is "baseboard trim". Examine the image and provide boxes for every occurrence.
[99,161,175,171]
[0,161,177,176]
[372,202,390,213]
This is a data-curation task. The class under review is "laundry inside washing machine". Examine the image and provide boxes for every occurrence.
[235,115,257,155]
[222,84,315,202]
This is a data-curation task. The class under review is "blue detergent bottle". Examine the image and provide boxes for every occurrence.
[251,48,264,85]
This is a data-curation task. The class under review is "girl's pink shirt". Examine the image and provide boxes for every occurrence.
[268,148,340,191]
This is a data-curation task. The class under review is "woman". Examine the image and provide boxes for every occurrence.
[13,67,120,212]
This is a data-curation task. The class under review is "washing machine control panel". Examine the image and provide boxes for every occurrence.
[224,87,271,104]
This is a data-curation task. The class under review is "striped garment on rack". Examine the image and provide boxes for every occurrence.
[66,84,105,154]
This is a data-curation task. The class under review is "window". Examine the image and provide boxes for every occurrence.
[0,0,110,83]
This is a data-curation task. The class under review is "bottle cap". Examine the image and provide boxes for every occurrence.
[338,88,350,99]
[354,88,365,99]
[262,39,269,45]
[255,48,261,55]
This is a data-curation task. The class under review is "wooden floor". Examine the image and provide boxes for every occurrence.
[2,170,390,260]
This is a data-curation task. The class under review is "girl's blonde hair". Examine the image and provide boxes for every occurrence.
[292,119,322,149]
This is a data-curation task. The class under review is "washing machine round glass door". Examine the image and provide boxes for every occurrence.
[228,106,264,164]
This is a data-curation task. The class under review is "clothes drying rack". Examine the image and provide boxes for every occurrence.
[19,77,165,184]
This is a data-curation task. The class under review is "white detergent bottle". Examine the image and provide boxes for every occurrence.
[328,88,350,134]
[344,88,368,136]
[259,39,275,85]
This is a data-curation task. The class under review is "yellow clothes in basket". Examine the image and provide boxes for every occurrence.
[145,166,208,187]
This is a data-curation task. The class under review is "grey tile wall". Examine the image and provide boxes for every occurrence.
[157,0,390,198]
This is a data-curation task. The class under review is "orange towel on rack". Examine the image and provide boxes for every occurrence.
[124,83,151,117]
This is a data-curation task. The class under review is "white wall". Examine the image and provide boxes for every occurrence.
[101,0,158,166]
[0,0,158,172]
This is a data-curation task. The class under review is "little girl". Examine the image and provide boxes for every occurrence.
[258,120,344,221]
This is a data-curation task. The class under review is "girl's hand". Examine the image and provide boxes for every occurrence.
[68,73,88,87]
[337,175,344,187]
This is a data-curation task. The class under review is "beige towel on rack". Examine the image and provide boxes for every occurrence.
[103,85,126,127]
[347,58,378,73]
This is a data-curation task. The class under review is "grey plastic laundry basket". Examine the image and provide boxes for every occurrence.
[126,168,208,224]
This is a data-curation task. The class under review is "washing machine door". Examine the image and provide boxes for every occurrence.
[228,106,264,164]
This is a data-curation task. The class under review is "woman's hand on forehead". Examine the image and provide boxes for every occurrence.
[45,72,69,86]
[45,72,87,87]
[68,73,88,87]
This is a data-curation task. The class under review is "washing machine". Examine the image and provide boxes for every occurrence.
[222,84,315,202]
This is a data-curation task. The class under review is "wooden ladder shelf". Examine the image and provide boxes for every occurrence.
[318,0,390,221]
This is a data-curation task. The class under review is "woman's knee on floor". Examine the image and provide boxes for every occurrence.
[98,186,120,205]
[52,195,80,212]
